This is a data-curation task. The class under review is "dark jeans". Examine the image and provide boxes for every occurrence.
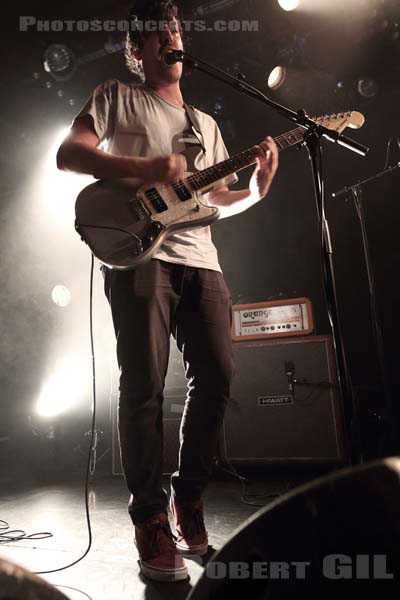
[103,259,235,524]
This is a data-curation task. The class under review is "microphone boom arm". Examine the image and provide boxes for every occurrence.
[173,50,369,156]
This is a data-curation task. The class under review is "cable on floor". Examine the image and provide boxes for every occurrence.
[0,519,53,544]
[218,463,293,507]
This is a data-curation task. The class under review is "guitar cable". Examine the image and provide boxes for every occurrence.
[75,223,143,245]
[31,253,97,575]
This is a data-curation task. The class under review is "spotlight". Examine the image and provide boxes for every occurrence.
[43,44,76,81]
[52,285,71,308]
[356,77,378,99]
[41,127,93,223]
[36,358,87,418]
[277,0,300,11]
[268,66,286,90]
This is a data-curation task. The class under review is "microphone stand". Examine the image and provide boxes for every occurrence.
[175,49,370,463]
[332,163,400,455]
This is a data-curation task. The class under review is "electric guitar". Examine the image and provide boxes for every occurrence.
[75,111,365,270]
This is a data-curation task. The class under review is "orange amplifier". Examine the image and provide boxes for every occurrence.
[232,297,314,342]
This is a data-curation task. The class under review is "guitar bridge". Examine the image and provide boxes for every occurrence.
[129,198,151,221]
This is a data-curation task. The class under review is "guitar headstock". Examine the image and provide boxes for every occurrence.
[315,111,365,133]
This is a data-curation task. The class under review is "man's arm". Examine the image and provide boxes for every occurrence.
[208,136,279,219]
[56,115,187,182]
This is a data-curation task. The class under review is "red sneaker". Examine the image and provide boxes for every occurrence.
[170,497,209,556]
[134,513,188,582]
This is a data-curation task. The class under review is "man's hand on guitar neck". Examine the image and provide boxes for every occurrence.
[250,136,279,202]
[208,136,279,219]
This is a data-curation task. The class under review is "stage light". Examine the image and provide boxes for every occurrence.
[277,0,300,11]
[213,98,223,115]
[52,285,71,307]
[43,44,76,82]
[36,358,87,418]
[268,66,286,90]
[40,127,94,223]
[356,77,378,99]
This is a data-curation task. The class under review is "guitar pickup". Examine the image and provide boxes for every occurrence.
[145,188,168,213]
[173,181,192,202]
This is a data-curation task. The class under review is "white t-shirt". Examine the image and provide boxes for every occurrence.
[74,79,237,272]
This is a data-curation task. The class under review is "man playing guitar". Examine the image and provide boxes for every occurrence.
[57,0,278,583]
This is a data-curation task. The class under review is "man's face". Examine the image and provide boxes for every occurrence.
[134,18,184,83]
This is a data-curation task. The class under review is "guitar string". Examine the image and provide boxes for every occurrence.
[142,130,306,204]
[142,114,347,205]
[146,125,307,200]
[143,141,278,205]
[144,146,258,202]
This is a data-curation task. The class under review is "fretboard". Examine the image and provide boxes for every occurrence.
[185,122,314,193]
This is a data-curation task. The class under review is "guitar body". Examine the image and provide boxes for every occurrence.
[74,111,365,269]
[75,175,220,270]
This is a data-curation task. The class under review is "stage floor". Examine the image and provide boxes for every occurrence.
[0,467,320,599]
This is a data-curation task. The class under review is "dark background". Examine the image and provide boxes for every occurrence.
[0,0,399,469]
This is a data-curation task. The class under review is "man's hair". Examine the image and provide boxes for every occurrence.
[124,0,182,78]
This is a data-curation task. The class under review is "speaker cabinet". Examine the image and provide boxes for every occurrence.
[188,457,400,599]
[223,335,346,464]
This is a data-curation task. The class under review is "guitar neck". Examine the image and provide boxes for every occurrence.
[185,123,308,194]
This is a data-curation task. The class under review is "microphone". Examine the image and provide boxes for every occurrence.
[161,50,184,68]
[284,361,295,396]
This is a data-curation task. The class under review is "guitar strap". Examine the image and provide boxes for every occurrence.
[183,102,207,156]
